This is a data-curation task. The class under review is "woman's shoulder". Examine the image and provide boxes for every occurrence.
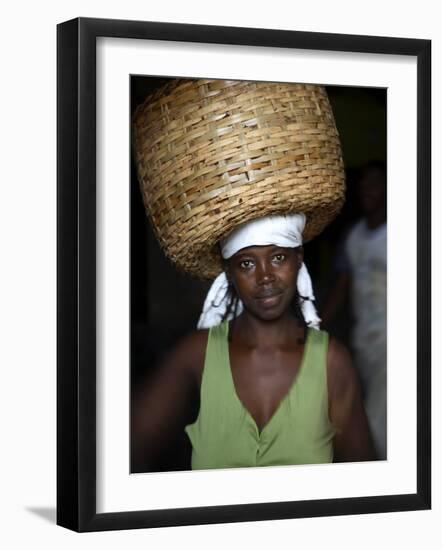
[163,327,209,381]
[177,328,210,356]
[325,337,359,398]
[326,337,353,372]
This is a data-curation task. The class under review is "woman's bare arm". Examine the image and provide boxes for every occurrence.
[327,338,376,462]
[131,329,208,470]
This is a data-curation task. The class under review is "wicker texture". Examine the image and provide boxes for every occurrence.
[133,79,345,279]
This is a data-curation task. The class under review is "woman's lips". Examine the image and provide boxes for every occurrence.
[255,288,282,299]
[255,290,283,307]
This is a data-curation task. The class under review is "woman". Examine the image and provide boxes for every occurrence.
[132,214,375,470]
[131,78,375,470]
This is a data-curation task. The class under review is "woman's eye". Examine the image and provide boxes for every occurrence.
[239,259,253,269]
[273,254,286,263]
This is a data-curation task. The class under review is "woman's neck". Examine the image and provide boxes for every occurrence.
[231,311,302,350]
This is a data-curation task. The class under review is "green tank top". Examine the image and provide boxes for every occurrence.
[185,321,335,470]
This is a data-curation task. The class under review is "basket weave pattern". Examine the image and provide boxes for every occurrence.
[133,79,345,279]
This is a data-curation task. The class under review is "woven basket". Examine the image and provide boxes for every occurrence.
[133,79,345,279]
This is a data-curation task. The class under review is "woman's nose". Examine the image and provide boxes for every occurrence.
[256,261,275,284]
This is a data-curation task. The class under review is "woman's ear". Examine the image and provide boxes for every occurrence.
[297,247,304,267]
[223,259,231,283]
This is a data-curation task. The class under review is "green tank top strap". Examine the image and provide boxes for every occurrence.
[196,321,235,422]
[295,328,329,395]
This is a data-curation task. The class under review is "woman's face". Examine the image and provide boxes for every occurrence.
[226,245,302,321]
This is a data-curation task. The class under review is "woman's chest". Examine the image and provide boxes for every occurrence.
[229,346,304,432]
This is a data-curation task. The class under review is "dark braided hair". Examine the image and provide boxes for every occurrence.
[220,282,240,341]
[291,291,308,344]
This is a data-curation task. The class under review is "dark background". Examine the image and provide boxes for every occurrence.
[130,76,387,472]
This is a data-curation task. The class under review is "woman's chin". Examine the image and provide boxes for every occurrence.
[243,302,291,322]
[256,294,282,309]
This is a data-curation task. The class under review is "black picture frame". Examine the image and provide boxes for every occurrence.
[57,17,431,532]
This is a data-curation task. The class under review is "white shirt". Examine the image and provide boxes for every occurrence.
[345,219,387,357]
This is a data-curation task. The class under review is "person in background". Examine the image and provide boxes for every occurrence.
[321,161,387,460]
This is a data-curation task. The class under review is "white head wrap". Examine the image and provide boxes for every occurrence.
[197,214,321,330]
